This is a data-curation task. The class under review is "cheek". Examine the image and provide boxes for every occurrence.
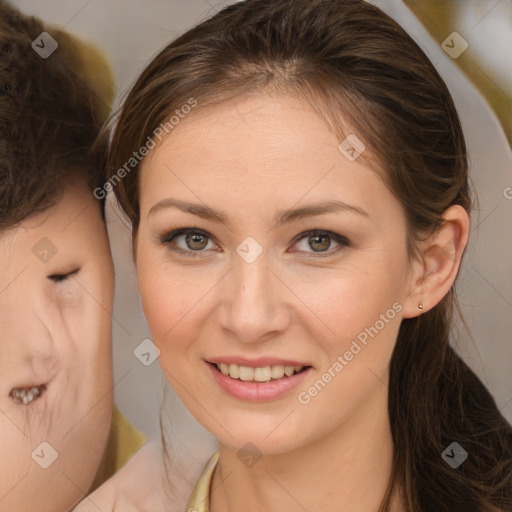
[45,281,113,381]
[291,260,403,348]
[293,274,403,429]
[288,258,406,411]
[137,256,197,351]
[137,243,217,344]
[46,290,85,350]
[0,423,32,500]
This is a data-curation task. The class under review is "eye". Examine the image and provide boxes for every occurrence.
[47,268,80,283]
[291,230,350,256]
[159,226,349,259]
[159,227,218,257]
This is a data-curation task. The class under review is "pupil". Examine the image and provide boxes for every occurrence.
[187,233,208,250]
[310,234,330,252]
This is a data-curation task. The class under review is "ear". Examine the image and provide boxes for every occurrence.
[402,205,470,319]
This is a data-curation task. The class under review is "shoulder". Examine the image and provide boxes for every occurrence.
[73,441,168,512]
[73,441,217,512]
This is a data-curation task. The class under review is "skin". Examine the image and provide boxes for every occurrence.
[0,179,115,512]
[136,92,469,512]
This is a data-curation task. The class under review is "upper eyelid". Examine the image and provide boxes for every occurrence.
[160,228,215,245]
[47,268,81,282]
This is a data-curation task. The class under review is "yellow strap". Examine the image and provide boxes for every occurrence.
[185,451,221,512]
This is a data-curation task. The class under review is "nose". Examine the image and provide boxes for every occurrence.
[216,252,291,343]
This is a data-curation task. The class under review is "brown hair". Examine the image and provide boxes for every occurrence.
[101,0,512,510]
[0,1,113,230]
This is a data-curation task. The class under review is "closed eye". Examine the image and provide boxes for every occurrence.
[47,268,80,283]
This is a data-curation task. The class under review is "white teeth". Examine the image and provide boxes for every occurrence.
[271,365,285,379]
[215,363,305,382]
[228,364,239,379]
[254,366,272,382]
[284,366,295,377]
[239,366,254,381]
[10,385,44,405]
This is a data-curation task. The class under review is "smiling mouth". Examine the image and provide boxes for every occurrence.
[211,362,310,382]
[10,384,47,405]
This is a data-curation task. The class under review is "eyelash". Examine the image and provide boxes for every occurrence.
[47,268,80,283]
[158,226,350,258]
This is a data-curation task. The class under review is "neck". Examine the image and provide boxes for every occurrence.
[210,385,402,512]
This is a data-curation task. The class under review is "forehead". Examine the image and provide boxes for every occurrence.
[0,182,105,266]
[144,93,345,172]
[138,93,402,227]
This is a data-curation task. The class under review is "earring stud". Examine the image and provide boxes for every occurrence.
[418,303,424,311]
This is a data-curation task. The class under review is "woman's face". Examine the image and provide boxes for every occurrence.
[136,93,416,454]
[0,180,114,510]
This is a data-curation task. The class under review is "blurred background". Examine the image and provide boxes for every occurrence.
[405,0,511,144]
[10,0,512,452]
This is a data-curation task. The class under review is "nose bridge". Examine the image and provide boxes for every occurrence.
[219,250,289,341]
[235,252,270,301]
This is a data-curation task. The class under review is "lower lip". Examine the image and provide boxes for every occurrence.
[207,363,312,402]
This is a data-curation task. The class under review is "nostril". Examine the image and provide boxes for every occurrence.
[10,383,47,405]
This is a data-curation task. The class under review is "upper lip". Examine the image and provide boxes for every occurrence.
[206,357,311,367]
[10,359,60,397]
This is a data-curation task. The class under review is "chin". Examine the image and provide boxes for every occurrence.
[209,413,305,456]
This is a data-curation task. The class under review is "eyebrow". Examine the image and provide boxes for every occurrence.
[148,198,369,226]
